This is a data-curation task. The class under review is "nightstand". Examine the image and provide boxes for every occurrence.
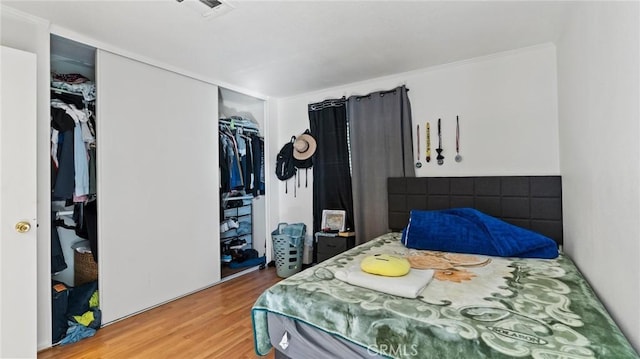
[314,232,356,263]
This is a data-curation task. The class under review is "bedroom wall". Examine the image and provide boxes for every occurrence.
[556,2,640,352]
[275,44,559,244]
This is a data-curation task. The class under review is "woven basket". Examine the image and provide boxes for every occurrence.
[74,251,98,286]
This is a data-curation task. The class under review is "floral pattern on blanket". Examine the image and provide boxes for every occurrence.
[407,251,491,283]
[252,233,638,359]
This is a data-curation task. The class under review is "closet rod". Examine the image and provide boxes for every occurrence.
[51,87,85,98]
[56,210,74,217]
[218,119,260,133]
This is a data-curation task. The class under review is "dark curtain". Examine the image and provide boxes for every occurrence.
[348,86,414,244]
[308,98,355,235]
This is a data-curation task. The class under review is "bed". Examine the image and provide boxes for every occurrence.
[252,176,638,358]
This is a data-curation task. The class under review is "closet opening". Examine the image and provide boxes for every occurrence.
[50,34,100,345]
[218,87,267,278]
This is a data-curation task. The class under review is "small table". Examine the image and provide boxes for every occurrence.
[314,232,356,264]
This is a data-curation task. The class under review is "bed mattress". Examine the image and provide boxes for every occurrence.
[252,232,638,358]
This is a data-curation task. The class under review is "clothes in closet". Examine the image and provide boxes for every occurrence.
[50,72,98,273]
[219,117,265,270]
[219,116,265,196]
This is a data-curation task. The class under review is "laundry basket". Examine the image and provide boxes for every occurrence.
[271,223,306,278]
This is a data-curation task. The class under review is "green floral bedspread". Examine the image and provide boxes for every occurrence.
[252,233,638,358]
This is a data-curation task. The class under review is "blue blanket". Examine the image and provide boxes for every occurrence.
[401,208,558,258]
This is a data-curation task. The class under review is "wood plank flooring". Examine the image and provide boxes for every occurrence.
[38,267,281,359]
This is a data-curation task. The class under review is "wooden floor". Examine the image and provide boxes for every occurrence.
[38,267,281,359]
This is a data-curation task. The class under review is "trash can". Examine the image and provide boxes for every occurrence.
[272,223,306,278]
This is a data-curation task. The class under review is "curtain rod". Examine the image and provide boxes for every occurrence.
[308,85,409,110]
[308,96,347,111]
[351,85,409,101]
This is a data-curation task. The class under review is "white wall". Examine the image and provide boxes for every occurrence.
[557,2,640,352]
[276,44,560,239]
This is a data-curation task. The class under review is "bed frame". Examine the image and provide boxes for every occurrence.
[387,176,563,246]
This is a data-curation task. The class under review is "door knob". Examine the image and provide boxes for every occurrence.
[15,221,31,233]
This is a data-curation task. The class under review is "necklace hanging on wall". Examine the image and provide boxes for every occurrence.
[436,118,444,165]
[415,124,422,168]
[426,122,431,163]
[455,115,463,163]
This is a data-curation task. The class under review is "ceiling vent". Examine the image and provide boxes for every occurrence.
[176,0,234,19]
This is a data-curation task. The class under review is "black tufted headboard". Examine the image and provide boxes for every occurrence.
[387,176,563,246]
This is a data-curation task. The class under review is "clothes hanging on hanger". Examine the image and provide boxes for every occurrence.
[252,135,265,196]
[219,118,265,196]
[51,211,68,274]
[50,90,97,202]
[220,125,244,191]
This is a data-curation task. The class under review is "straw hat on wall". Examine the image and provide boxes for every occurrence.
[293,132,317,160]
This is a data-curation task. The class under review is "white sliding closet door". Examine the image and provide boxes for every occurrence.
[97,50,219,323]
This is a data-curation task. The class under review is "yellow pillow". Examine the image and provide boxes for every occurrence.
[360,254,410,277]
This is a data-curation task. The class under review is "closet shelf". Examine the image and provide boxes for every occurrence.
[224,195,254,201]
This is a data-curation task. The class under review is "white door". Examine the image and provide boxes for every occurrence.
[0,46,38,358]
[97,50,220,323]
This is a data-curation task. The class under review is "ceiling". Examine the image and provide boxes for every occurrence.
[3,0,573,98]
